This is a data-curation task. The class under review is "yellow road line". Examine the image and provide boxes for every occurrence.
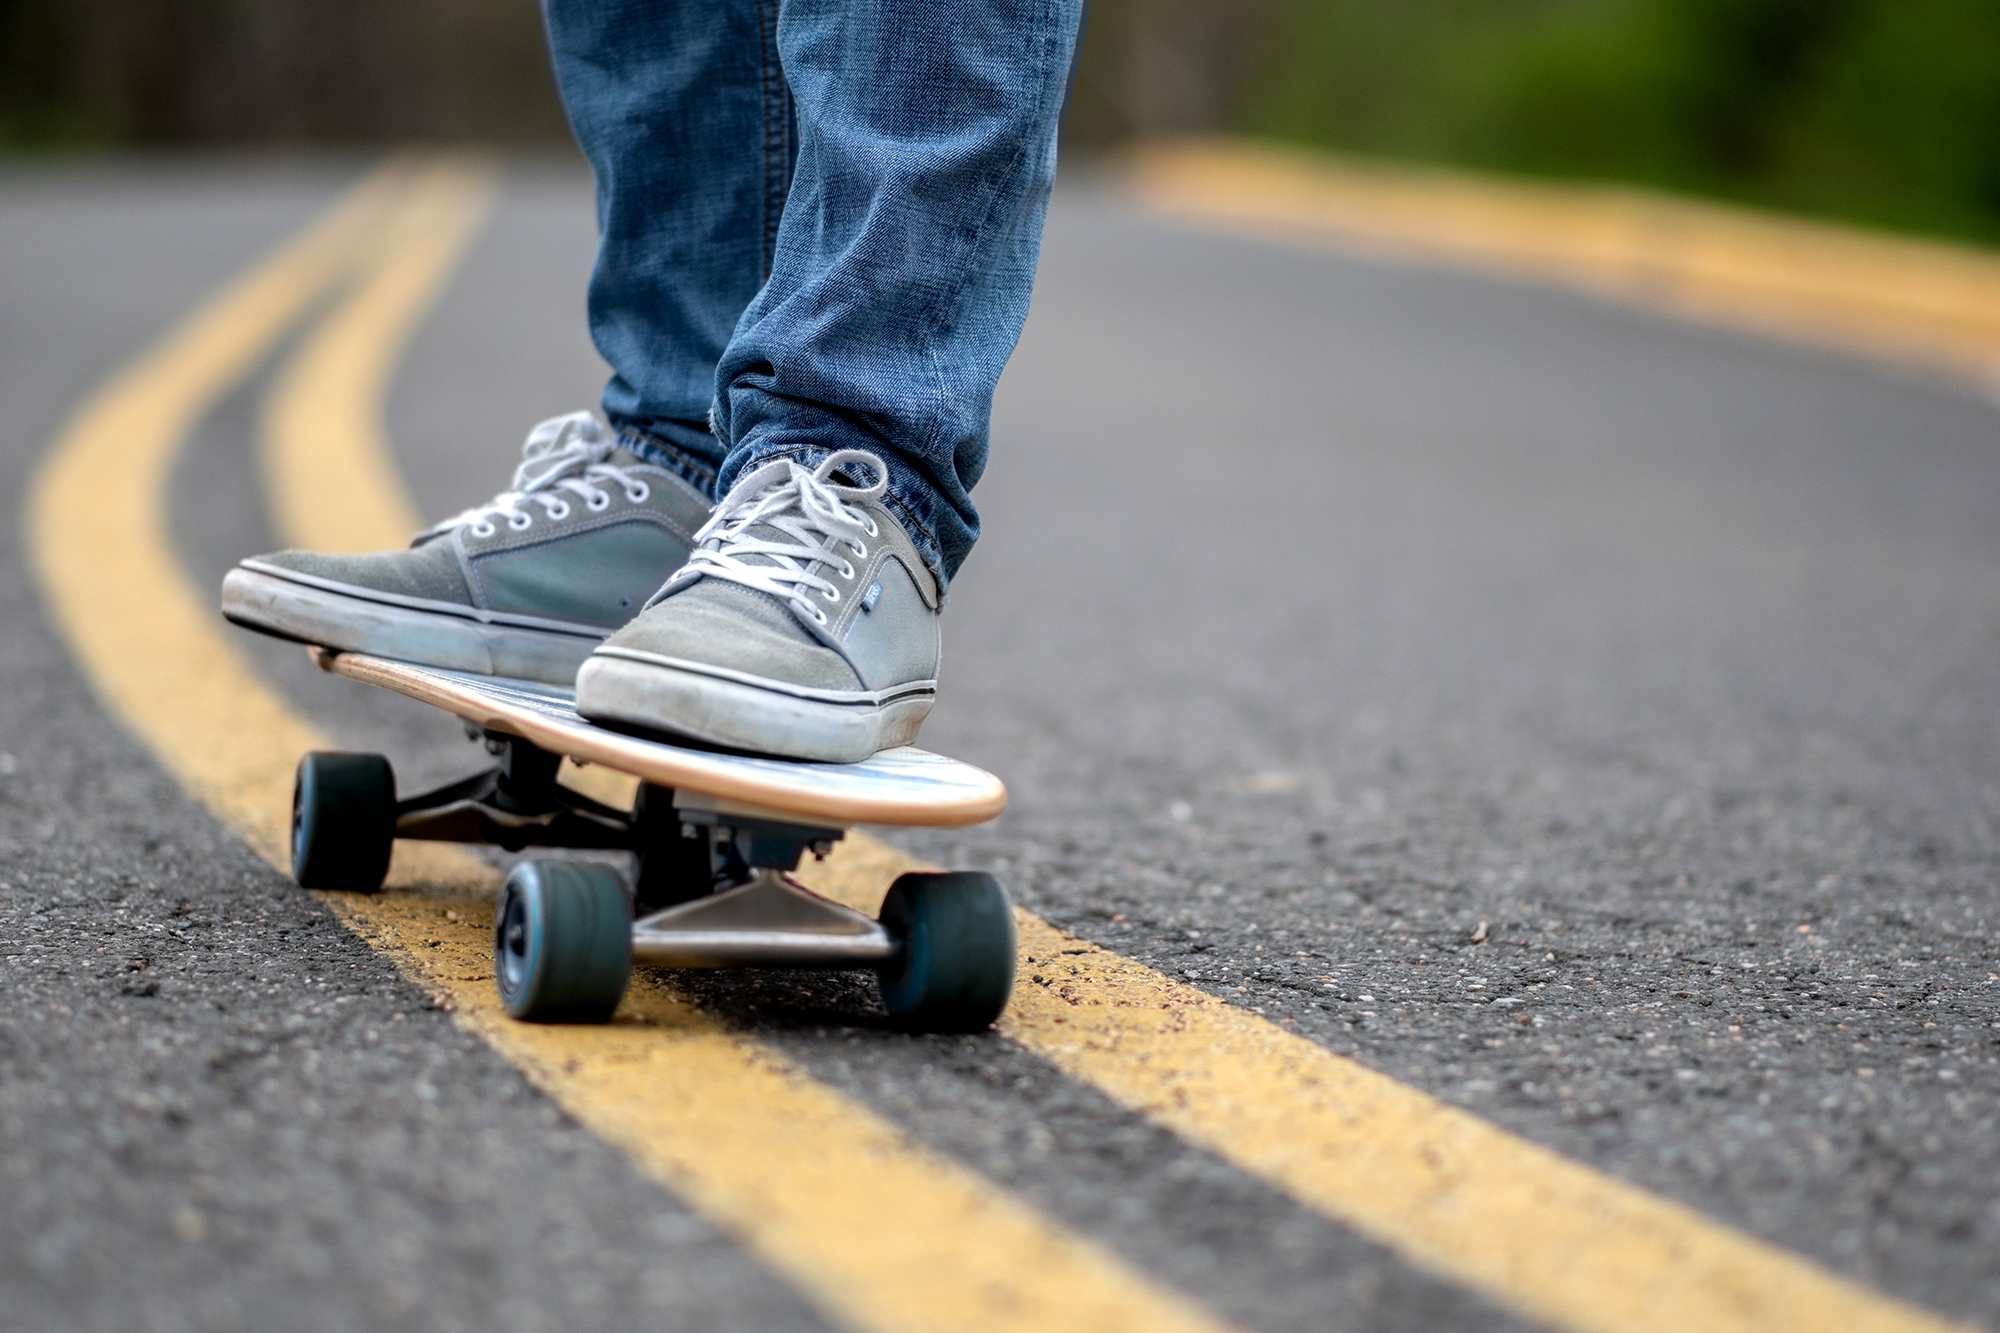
[32,145,1964,1333]
[799,849,1971,1333]
[262,158,498,554]
[25,159,1243,1333]
[1098,140,1981,1329]
[27,159,411,860]
[1121,136,2000,394]
[350,892,1238,1333]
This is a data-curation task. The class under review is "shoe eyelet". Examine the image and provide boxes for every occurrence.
[508,513,533,531]
[813,609,828,626]
[863,519,879,537]
[838,561,855,579]
[471,522,496,538]
[821,586,839,601]
[850,540,867,558]
[625,484,650,504]
[586,492,611,512]
[546,501,571,521]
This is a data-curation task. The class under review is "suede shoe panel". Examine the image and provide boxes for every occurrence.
[257,541,472,606]
[222,411,712,682]
[601,579,863,693]
[473,521,694,628]
[839,554,940,690]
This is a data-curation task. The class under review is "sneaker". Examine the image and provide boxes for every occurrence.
[221,412,712,684]
[575,449,941,762]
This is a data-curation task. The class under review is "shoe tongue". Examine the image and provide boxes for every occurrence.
[526,439,635,490]
[714,469,831,572]
[727,514,802,571]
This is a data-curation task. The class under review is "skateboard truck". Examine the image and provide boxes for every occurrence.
[630,787,891,968]
[389,732,884,965]
[631,869,895,969]
[388,728,633,852]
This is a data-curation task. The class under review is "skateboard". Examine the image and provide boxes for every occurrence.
[287,647,1014,1032]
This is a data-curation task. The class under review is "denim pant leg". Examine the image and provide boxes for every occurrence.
[712,0,1084,585]
[541,0,795,497]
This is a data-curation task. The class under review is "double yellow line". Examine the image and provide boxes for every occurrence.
[25,158,1968,1333]
[1123,137,2000,394]
[26,157,1234,1333]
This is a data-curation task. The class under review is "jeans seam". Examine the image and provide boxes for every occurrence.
[913,0,1064,466]
[756,0,784,282]
[618,427,720,497]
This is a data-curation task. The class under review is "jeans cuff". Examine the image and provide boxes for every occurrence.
[616,425,721,501]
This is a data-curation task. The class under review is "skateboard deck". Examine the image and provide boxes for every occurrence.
[286,646,1019,1030]
[313,648,1006,828]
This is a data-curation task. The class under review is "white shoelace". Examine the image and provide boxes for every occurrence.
[415,412,652,544]
[658,450,886,627]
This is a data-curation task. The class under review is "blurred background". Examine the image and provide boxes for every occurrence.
[2,0,1997,245]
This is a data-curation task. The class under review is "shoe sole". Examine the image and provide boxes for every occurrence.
[575,650,934,764]
[221,564,604,686]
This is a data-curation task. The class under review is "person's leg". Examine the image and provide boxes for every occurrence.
[217,2,784,682]
[576,0,1083,760]
[543,0,797,498]
[711,0,1083,587]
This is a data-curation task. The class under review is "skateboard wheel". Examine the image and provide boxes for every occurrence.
[291,752,396,893]
[876,871,1016,1033]
[495,860,632,1023]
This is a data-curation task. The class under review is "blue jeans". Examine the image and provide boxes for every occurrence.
[543,0,1083,586]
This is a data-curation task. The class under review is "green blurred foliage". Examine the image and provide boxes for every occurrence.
[0,0,567,148]
[0,0,100,144]
[1234,0,2000,242]
[5,0,1995,245]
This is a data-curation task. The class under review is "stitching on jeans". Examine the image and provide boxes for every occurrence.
[756,0,783,282]
[757,0,768,279]
[619,427,719,494]
[773,32,794,253]
[912,0,1067,468]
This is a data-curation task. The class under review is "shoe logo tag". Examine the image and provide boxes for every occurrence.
[860,580,883,612]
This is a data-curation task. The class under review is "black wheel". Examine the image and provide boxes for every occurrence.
[876,871,1016,1032]
[495,860,632,1022]
[291,751,396,892]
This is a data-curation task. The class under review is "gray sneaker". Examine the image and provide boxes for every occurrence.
[575,450,941,762]
[221,412,712,684]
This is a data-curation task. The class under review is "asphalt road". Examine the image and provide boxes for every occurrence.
[4,155,1999,1331]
